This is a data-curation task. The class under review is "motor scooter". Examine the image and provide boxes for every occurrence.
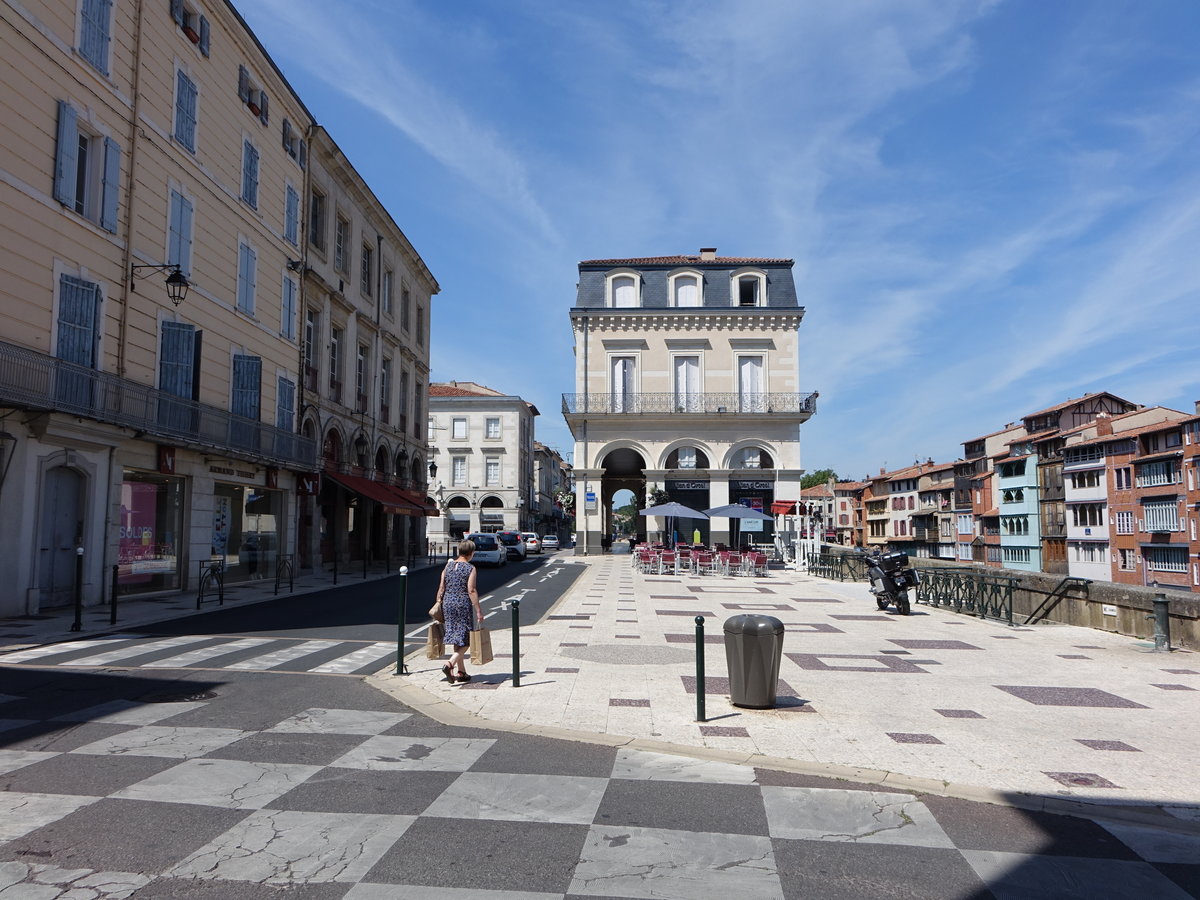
[863,550,919,615]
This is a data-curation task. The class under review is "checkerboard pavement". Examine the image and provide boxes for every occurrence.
[2,673,1199,898]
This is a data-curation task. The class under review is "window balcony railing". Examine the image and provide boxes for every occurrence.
[0,339,316,469]
[329,379,343,405]
[561,391,817,416]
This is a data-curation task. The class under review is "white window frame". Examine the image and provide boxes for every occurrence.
[609,353,638,412]
[671,353,702,412]
[1142,498,1180,533]
[729,268,767,307]
[485,457,501,486]
[166,185,194,276]
[485,417,501,440]
[736,353,766,411]
[1115,510,1134,534]
[668,269,703,307]
[606,270,641,308]
[451,417,468,441]
[174,67,199,153]
[451,456,467,486]
[1144,547,1187,573]
[382,268,394,316]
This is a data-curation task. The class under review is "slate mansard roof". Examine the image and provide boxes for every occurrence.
[574,251,800,310]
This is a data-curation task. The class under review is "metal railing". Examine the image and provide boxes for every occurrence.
[914,568,1017,625]
[806,552,869,582]
[562,391,818,416]
[0,340,317,469]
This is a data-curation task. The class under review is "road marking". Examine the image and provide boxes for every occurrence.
[0,634,142,663]
[142,637,274,668]
[309,642,395,674]
[225,640,341,670]
[57,635,211,667]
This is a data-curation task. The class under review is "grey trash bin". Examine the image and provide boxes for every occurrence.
[723,614,785,709]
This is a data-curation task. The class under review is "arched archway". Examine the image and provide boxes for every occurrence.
[446,495,471,539]
[599,447,645,551]
[479,494,505,532]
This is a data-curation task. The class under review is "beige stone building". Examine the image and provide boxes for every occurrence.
[532,441,571,540]
[562,249,817,553]
[0,0,434,615]
[427,382,538,542]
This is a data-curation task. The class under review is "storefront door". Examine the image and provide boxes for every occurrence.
[38,466,82,607]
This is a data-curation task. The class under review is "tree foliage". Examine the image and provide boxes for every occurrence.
[801,468,839,490]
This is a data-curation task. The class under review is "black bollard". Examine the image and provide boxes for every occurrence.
[70,547,84,632]
[695,615,705,722]
[110,564,119,625]
[395,566,409,675]
[512,598,521,687]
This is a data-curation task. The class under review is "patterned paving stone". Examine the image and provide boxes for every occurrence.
[995,686,1148,708]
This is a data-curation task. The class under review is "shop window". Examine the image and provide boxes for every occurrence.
[117,472,184,595]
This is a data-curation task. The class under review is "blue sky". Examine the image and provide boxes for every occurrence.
[238,0,1200,480]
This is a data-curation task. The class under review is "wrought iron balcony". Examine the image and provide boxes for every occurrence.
[561,391,817,416]
[0,339,317,469]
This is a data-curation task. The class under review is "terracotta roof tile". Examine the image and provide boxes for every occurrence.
[430,381,505,398]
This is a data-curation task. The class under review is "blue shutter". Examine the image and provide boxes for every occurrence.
[241,141,258,207]
[175,71,197,151]
[258,90,269,125]
[232,355,262,419]
[237,243,256,313]
[80,0,112,74]
[54,101,79,208]
[238,65,250,102]
[198,15,210,56]
[56,275,99,367]
[276,375,295,430]
[298,139,306,170]
[170,0,184,26]
[100,137,120,232]
[285,186,298,244]
[159,321,195,399]
[179,195,193,275]
[281,118,291,151]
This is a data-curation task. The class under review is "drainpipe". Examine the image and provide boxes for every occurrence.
[116,0,147,378]
[581,312,589,556]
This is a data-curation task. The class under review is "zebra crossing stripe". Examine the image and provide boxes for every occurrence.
[58,635,211,667]
[0,634,142,663]
[225,640,340,670]
[142,637,275,668]
[308,642,396,674]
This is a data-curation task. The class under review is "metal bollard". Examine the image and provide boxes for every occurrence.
[110,564,119,625]
[695,615,705,722]
[395,566,409,675]
[512,598,521,687]
[71,546,85,632]
[1148,594,1172,652]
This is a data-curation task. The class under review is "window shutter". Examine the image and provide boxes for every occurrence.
[170,0,184,27]
[238,64,249,102]
[168,191,184,268]
[198,15,210,56]
[285,186,299,244]
[53,100,79,208]
[258,90,269,124]
[56,275,99,367]
[179,195,193,274]
[232,355,262,420]
[159,321,196,399]
[282,118,292,151]
[100,137,120,232]
[298,139,306,169]
[276,375,295,430]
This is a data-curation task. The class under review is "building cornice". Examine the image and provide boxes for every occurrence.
[569,308,804,332]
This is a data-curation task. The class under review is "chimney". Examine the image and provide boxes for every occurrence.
[1095,412,1113,436]
[1195,400,1200,414]
[699,247,717,260]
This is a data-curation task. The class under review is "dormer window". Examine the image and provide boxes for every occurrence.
[669,270,702,307]
[731,269,766,307]
[607,271,640,308]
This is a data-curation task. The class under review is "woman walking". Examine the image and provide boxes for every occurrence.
[433,539,483,683]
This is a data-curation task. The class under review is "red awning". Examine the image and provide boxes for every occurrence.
[325,472,423,516]
[394,488,439,517]
[771,499,804,515]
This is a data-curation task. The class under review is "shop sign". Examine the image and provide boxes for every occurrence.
[732,480,773,491]
[666,480,709,491]
[209,464,257,480]
[296,472,320,495]
[157,445,176,474]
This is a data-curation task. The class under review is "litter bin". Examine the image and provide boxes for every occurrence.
[723,614,785,709]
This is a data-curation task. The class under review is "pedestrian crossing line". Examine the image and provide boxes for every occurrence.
[309,642,396,674]
[0,634,141,663]
[142,637,275,669]
[62,635,213,667]
[225,640,341,670]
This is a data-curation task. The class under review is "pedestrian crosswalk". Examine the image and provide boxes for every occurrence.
[0,633,399,676]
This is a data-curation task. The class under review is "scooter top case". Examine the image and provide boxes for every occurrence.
[877,551,909,573]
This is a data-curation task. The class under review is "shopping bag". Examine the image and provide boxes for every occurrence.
[469,627,493,665]
[429,600,445,624]
[425,622,444,659]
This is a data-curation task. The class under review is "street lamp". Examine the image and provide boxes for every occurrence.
[428,460,438,480]
[131,263,190,307]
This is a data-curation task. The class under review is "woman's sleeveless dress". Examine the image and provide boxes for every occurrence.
[441,561,474,647]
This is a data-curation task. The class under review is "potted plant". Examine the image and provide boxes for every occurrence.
[183,24,200,43]
[247,100,261,116]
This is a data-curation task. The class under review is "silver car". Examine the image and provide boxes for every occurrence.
[541,535,560,551]
[522,532,541,554]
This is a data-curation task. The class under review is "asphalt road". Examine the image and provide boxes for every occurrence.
[137,550,583,652]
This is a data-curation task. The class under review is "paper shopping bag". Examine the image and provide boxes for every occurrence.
[469,627,493,665]
[425,622,444,659]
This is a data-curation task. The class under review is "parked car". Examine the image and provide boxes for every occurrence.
[465,533,506,567]
[522,532,541,554]
[541,535,560,551]
[496,531,527,561]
